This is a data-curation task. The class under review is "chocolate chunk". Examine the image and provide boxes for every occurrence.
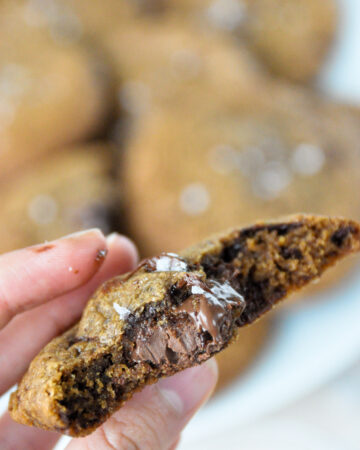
[331,226,354,247]
[280,247,303,260]
[220,240,243,263]
[240,222,303,239]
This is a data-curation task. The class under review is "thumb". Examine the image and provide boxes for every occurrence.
[67,358,218,450]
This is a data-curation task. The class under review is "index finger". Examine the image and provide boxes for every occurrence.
[0,229,107,330]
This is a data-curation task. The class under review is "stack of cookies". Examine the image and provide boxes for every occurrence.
[1,0,359,390]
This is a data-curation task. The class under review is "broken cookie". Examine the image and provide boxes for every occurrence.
[9,215,360,436]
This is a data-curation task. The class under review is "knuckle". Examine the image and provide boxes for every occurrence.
[99,425,139,450]
[103,408,163,450]
[0,293,13,328]
[99,386,181,450]
[115,431,140,450]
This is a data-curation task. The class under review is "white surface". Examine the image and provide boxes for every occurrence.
[186,362,360,450]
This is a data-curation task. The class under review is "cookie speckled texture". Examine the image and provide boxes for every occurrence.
[9,215,360,436]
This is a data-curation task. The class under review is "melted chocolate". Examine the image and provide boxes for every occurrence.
[132,326,198,365]
[175,275,245,342]
[131,273,245,366]
[121,253,245,366]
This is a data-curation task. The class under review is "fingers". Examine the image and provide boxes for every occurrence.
[0,229,107,330]
[0,233,138,395]
[0,234,138,450]
[67,359,218,450]
[0,412,59,450]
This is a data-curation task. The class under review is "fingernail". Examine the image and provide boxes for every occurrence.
[60,228,104,240]
[157,358,218,416]
[107,233,139,266]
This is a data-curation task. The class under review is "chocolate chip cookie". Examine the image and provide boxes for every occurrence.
[0,143,116,253]
[0,0,111,173]
[242,0,337,82]
[159,0,337,83]
[9,215,360,436]
[122,87,360,260]
[107,17,263,130]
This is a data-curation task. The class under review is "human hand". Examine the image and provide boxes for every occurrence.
[0,229,218,450]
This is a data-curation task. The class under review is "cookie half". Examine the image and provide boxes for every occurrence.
[9,215,360,436]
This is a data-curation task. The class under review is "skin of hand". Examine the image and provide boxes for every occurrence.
[0,229,218,450]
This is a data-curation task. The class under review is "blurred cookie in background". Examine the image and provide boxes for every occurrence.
[216,318,271,392]
[58,0,154,41]
[0,0,112,174]
[242,0,337,83]
[49,1,264,132]
[100,17,264,135]
[0,143,116,253]
[158,0,337,83]
[122,86,360,293]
